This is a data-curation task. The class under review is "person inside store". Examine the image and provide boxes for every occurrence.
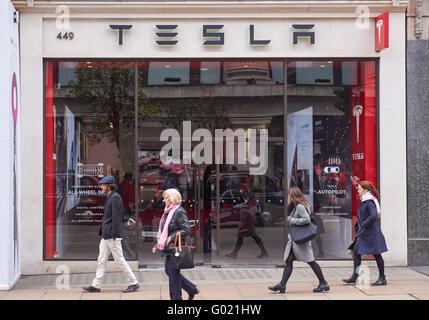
[312,159,325,258]
[269,186,330,293]
[119,171,135,221]
[343,180,388,286]
[118,171,136,257]
[225,205,269,260]
[83,175,140,293]
[152,188,199,300]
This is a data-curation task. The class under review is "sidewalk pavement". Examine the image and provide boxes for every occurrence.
[2,266,429,300]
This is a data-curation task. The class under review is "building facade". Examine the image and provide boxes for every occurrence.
[0,0,21,290]
[407,0,429,266]
[8,0,410,277]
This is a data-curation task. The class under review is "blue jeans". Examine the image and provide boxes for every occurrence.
[165,253,197,300]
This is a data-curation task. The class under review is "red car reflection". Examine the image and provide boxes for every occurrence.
[138,190,262,252]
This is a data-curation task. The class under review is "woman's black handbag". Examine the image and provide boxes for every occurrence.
[288,207,318,244]
[170,232,195,270]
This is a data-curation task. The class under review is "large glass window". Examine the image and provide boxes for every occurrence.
[45,61,137,259]
[287,60,377,259]
[44,59,376,263]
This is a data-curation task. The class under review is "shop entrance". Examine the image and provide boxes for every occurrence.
[135,61,286,266]
[136,142,286,267]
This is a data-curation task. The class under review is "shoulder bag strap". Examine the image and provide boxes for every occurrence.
[173,231,182,251]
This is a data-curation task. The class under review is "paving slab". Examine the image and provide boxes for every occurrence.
[120,285,161,300]
[81,287,122,300]
[244,295,286,300]
[160,286,171,300]
[1,289,47,300]
[324,293,372,300]
[0,292,9,299]
[285,294,329,300]
[409,293,429,300]
[235,283,274,296]
[388,280,429,293]
[277,281,317,294]
[358,285,408,296]
[323,283,363,294]
[368,294,417,300]
[199,294,244,300]
[41,288,84,300]
[411,266,429,277]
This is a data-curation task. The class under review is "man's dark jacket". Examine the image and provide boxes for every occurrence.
[99,190,125,240]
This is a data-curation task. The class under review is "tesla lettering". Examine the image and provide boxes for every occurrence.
[108,23,315,46]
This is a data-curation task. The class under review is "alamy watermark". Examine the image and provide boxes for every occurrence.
[355,5,370,30]
[55,265,70,290]
[160,121,269,175]
[355,264,371,290]
[56,5,70,30]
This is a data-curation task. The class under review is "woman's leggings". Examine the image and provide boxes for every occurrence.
[354,253,385,277]
[280,249,327,286]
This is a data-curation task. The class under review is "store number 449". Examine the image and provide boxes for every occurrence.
[57,32,75,40]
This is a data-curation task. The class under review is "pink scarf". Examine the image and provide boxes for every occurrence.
[156,203,180,250]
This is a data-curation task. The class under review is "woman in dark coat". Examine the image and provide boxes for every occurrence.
[343,181,388,286]
[152,188,199,300]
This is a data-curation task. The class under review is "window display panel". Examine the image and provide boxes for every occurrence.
[287,60,377,259]
[44,61,137,260]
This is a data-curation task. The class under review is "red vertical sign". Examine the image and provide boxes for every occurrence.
[45,62,58,259]
[375,12,389,52]
[350,61,377,238]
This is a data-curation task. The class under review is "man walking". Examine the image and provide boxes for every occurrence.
[83,175,140,293]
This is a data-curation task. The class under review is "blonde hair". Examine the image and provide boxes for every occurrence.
[163,188,182,205]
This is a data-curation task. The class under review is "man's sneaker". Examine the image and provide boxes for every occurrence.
[82,285,101,293]
[122,283,140,293]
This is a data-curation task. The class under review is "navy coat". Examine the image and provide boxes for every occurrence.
[355,200,388,255]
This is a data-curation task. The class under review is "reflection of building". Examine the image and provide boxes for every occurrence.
[9,0,410,279]
[223,62,276,85]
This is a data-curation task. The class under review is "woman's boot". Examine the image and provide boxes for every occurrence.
[313,282,330,293]
[342,273,359,284]
[268,283,286,293]
[372,275,387,286]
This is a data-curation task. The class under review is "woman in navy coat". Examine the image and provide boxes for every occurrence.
[343,181,388,286]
